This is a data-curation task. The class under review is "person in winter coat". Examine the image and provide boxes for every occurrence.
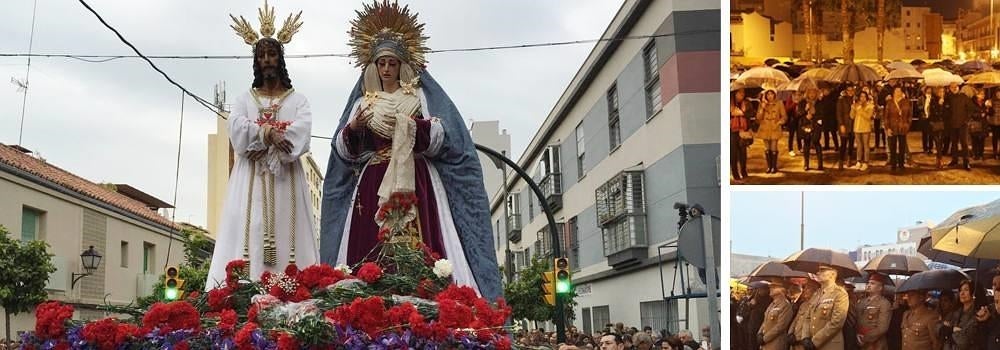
[837,86,856,169]
[757,89,787,174]
[851,91,875,171]
[884,87,912,171]
[799,88,825,171]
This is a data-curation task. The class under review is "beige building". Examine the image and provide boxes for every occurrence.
[944,22,958,57]
[0,144,185,335]
[731,11,794,62]
[206,114,324,243]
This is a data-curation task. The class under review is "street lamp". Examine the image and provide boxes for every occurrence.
[71,245,102,289]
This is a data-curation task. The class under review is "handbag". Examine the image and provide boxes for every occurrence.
[738,131,754,146]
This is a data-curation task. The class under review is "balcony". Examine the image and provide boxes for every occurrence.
[540,172,563,212]
[506,214,522,243]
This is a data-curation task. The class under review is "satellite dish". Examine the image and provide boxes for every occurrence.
[678,215,722,269]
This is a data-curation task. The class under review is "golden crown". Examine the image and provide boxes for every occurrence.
[348,1,429,70]
[230,0,303,46]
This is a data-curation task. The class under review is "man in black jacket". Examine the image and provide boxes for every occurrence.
[947,83,973,170]
[837,86,856,169]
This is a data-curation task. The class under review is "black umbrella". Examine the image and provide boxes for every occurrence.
[782,248,862,278]
[764,58,781,67]
[749,261,810,279]
[910,59,926,67]
[826,64,881,83]
[848,271,895,286]
[862,254,929,276]
[896,269,970,293]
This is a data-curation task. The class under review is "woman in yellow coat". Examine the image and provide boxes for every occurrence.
[757,89,788,173]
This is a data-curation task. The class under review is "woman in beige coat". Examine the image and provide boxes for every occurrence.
[851,91,875,171]
[757,89,787,173]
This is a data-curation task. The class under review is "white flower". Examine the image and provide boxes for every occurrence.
[335,264,353,275]
[433,259,453,278]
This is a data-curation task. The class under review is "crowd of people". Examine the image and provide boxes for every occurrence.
[513,323,714,350]
[730,73,1000,182]
[732,267,1000,350]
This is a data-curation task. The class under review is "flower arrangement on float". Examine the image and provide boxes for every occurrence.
[19,192,513,350]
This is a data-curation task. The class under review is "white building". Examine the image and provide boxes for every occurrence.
[902,7,932,53]
[854,221,933,266]
[469,121,512,204]
[490,0,720,335]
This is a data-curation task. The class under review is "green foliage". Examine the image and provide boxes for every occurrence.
[136,227,212,308]
[503,257,577,323]
[0,225,56,339]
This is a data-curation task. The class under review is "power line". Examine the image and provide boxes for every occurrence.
[76,0,223,118]
[16,0,39,145]
[0,30,717,62]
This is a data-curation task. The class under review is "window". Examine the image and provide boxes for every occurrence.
[537,222,565,258]
[495,220,501,251]
[641,300,678,334]
[143,242,156,274]
[120,241,129,268]
[592,306,611,334]
[642,41,662,118]
[607,83,622,150]
[582,307,592,335]
[596,170,647,255]
[528,193,535,222]
[906,22,910,28]
[576,123,586,178]
[21,207,43,241]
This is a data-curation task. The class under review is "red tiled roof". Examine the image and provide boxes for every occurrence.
[0,144,176,229]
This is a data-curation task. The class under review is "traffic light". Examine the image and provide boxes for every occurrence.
[164,266,185,300]
[541,269,556,306]
[555,257,571,294]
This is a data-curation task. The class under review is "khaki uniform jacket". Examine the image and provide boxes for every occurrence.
[902,306,942,350]
[806,284,850,350]
[855,295,891,350]
[791,293,820,350]
[759,297,795,350]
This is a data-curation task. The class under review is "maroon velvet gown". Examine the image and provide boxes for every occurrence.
[340,116,447,265]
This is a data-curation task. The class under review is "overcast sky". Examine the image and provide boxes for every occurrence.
[730,191,1000,259]
[0,0,624,228]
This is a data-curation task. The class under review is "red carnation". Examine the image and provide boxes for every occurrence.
[436,298,474,329]
[357,262,383,284]
[329,297,388,337]
[35,301,74,339]
[174,341,190,350]
[225,260,247,284]
[415,278,437,299]
[142,301,201,334]
[115,323,140,345]
[495,335,513,350]
[284,263,299,278]
[387,303,418,326]
[299,264,346,290]
[376,227,390,241]
[289,285,312,303]
[247,304,260,323]
[435,284,479,306]
[235,322,259,350]
[219,309,238,335]
[276,332,299,350]
[207,286,234,312]
[81,318,121,350]
[185,290,200,300]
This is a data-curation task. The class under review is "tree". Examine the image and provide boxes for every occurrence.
[136,227,211,308]
[503,257,577,324]
[0,226,56,341]
[802,0,814,61]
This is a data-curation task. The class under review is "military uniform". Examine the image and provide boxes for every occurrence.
[855,294,891,350]
[791,293,819,350]
[901,306,941,350]
[759,296,794,350]
[805,283,850,350]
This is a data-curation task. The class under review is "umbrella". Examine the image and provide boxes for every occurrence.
[885,68,923,81]
[748,261,810,278]
[734,66,790,87]
[930,199,1000,258]
[764,58,781,67]
[782,248,862,278]
[918,235,986,268]
[896,269,969,292]
[863,63,890,78]
[862,253,929,275]
[965,71,1000,86]
[923,70,964,87]
[778,76,820,92]
[887,61,915,71]
[910,59,927,67]
[800,67,833,80]
[827,64,882,83]
[847,271,896,286]
[961,60,990,72]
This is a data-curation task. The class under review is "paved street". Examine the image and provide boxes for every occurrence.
[735,133,1000,185]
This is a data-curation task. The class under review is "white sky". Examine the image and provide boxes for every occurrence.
[0,0,624,228]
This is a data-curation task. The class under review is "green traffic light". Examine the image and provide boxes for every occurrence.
[556,280,571,294]
[164,287,179,300]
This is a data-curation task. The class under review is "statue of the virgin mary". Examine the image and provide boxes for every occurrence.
[320,1,501,301]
